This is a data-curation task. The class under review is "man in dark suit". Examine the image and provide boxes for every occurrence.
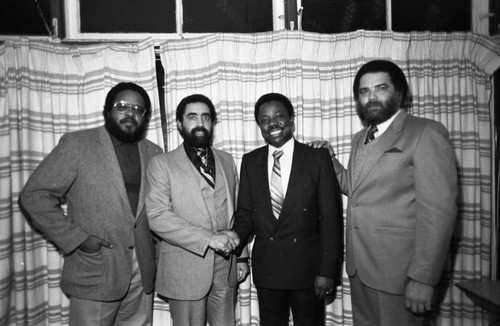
[232,93,343,326]
[313,60,458,326]
[18,82,163,325]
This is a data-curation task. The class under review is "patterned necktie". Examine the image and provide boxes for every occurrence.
[196,148,215,188]
[364,125,378,144]
[270,150,284,219]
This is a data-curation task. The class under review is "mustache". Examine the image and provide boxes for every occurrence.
[190,126,208,135]
[365,100,384,109]
[266,124,283,132]
[120,117,138,126]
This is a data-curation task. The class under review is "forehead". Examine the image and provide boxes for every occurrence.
[258,100,289,117]
[359,72,393,88]
[114,90,144,104]
[184,102,211,115]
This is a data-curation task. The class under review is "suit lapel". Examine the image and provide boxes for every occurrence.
[352,111,407,192]
[172,145,213,225]
[277,141,304,225]
[136,140,150,220]
[212,151,235,226]
[97,127,135,222]
[254,146,279,228]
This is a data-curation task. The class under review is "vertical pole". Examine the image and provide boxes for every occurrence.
[386,0,392,31]
[176,0,183,35]
[284,0,298,30]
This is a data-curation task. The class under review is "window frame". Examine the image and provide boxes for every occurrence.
[64,0,286,41]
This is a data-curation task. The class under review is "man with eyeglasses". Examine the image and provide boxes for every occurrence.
[19,82,163,325]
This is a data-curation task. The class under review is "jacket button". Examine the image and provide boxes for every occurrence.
[128,246,134,249]
[293,238,297,243]
[269,237,274,241]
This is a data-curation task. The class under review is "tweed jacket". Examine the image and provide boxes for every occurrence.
[19,126,163,300]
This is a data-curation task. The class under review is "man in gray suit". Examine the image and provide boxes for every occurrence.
[19,82,163,326]
[313,60,458,325]
[145,94,249,326]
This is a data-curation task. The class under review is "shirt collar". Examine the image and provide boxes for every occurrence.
[268,137,294,156]
[373,109,402,138]
[183,142,213,161]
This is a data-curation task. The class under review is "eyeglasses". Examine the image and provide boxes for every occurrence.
[113,101,146,116]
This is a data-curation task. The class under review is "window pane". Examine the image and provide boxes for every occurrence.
[392,0,470,32]
[301,0,386,33]
[80,0,176,33]
[183,0,273,33]
[492,0,500,35]
[0,0,51,35]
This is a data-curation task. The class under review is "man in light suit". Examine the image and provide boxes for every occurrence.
[18,82,163,325]
[232,93,343,326]
[145,94,249,326]
[314,60,458,325]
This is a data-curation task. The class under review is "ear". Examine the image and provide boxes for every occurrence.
[176,120,182,132]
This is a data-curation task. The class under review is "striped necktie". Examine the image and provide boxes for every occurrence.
[196,148,215,188]
[270,150,284,219]
[364,125,378,144]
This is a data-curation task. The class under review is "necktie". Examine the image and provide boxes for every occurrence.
[196,148,215,188]
[364,125,378,144]
[270,150,284,219]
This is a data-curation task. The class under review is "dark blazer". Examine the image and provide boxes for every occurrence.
[233,140,343,290]
[19,126,163,301]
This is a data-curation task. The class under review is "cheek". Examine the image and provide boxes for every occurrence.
[136,115,145,125]
[203,121,213,130]
[359,96,369,104]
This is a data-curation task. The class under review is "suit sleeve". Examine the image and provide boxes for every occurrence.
[145,155,213,257]
[408,122,458,285]
[317,148,343,283]
[332,156,349,196]
[18,133,89,254]
[232,155,255,248]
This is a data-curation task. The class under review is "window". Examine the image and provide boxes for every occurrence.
[0,0,478,41]
[299,0,470,34]
[65,0,278,41]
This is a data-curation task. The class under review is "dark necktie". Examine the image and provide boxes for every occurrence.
[364,125,378,144]
[270,150,284,219]
[196,148,215,188]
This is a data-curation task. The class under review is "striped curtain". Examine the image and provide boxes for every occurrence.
[156,30,500,326]
[0,37,163,326]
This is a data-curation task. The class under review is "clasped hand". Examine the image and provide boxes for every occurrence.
[209,230,240,256]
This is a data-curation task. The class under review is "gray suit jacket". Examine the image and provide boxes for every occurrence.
[145,144,239,300]
[19,126,163,300]
[333,110,458,294]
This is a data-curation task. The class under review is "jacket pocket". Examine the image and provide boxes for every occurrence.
[63,249,105,288]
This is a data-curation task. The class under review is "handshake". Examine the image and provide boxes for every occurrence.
[209,230,240,257]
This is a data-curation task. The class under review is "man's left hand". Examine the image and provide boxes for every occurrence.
[236,261,250,283]
[307,140,335,158]
[405,279,434,314]
[314,276,334,299]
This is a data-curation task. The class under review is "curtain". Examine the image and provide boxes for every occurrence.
[0,37,163,326]
[157,30,500,326]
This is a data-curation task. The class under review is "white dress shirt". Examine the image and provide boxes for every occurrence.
[372,109,402,139]
[267,138,294,198]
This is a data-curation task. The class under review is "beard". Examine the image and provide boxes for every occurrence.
[105,115,148,143]
[356,94,401,126]
[180,126,213,148]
